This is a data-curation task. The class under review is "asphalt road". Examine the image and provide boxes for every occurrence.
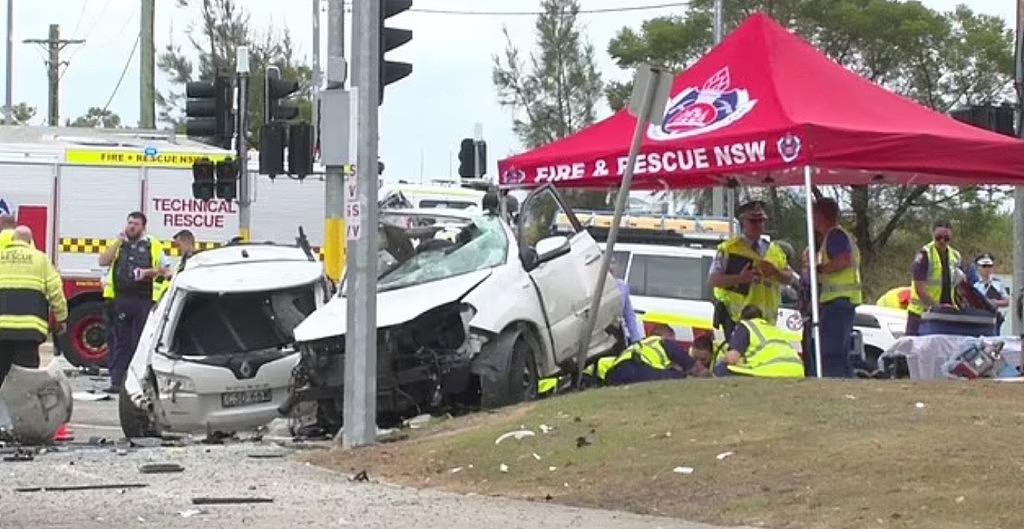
[0,349,758,529]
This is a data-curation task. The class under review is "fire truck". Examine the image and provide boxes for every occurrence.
[0,126,327,368]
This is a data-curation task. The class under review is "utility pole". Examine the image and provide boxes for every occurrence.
[4,0,13,124]
[473,122,483,178]
[710,0,725,217]
[1014,0,1024,336]
[236,46,251,241]
[322,0,347,284]
[343,0,380,449]
[24,24,84,127]
[140,0,155,128]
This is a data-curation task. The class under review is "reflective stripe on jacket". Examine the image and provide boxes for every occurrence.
[102,235,165,302]
[907,242,961,316]
[726,319,804,378]
[818,226,863,305]
[595,336,673,381]
[713,237,788,325]
[0,240,68,342]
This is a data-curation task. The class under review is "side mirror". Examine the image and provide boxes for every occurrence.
[535,235,571,264]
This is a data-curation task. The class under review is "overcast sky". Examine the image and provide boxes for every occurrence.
[2,0,1010,183]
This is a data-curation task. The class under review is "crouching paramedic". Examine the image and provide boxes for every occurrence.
[587,325,710,385]
[0,226,67,385]
[713,305,804,378]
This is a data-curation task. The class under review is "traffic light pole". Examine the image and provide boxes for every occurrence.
[323,0,347,284]
[236,47,252,241]
[342,0,381,449]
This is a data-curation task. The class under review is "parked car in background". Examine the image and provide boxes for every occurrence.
[119,238,332,438]
[286,185,624,432]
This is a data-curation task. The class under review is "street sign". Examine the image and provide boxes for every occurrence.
[345,179,361,240]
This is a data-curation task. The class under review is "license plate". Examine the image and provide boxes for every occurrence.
[221,389,272,408]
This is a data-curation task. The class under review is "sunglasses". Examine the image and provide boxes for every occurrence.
[979,264,994,268]
[744,217,767,224]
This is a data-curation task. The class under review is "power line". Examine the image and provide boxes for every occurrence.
[69,0,92,38]
[99,33,140,117]
[408,2,690,16]
[59,0,113,83]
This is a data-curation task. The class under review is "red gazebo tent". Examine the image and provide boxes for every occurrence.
[497,12,1024,377]
[497,13,1024,189]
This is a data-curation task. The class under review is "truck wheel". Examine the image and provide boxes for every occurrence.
[59,302,109,368]
[480,335,539,409]
[118,386,160,439]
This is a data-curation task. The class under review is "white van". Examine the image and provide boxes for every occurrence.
[379,182,486,210]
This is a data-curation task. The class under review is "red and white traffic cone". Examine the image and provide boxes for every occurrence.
[54,423,74,442]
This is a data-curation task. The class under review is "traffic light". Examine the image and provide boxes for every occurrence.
[259,122,286,177]
[265,65,300,123]
[457,138,487,178]
[185,76,234,148]
[379,0,413,106]
[191,157,216,200]
[288,122,314,178]
[215,157,238,201]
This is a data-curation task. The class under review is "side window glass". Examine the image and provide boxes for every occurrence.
[626,255,646,296]
[610,251,630,280]
[520,189,566,249]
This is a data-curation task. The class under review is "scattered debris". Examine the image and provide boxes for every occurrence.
[350,470,370,482]
[575,436,592,448]
[72,391,111,402]
[247,453,287,459]
[405,414,432,429]
[494,429,535,445]
[544,494,553,501]
[16,483,148,493]
[139,463,185,474]
[548,466,557,472]
[716,451,735,460]
[115,449,129,456]
[191,497,274,505]
[955,496,965,504]
[845,394,857,400]
[539,424,554,434]
[673,466,695,475]
[200,431,237,445]
[499,463,509,473]
[532,452,542,461]
[915,402,926,409]
[450,467,463,473]
[3,450,34,462]
[573,416,582,423]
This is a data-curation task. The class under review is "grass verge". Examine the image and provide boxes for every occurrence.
[306,378,1024,529]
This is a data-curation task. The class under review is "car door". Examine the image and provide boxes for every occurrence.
[516,185,592,364]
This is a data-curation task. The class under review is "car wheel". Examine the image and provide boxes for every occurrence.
[480,335,539,409]
[118,386,160,439]
[59,302,109,368]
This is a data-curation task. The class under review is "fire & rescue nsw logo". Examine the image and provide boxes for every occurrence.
[502,168,527,185]
[648,67,757,142]
[777,133,802,163]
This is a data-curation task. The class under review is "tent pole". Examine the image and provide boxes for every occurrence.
[573,70,661,387]
[803,165,823,378]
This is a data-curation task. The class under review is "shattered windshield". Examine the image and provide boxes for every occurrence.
[376,215,508,292]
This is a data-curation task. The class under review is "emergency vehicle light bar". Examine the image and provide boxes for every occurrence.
[576,226,728,249]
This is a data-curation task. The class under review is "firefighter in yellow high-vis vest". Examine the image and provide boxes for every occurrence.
[712,305,804,378]
[708,201,796,331]
[905,220,963,336]
[810,197,862,378]
[0,226,67,386]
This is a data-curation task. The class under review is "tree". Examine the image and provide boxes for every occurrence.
[158,0,314,143]
[605,1,1014,294]
[492,0,606,209]
[8,102,36,125]
[69,107,122,128]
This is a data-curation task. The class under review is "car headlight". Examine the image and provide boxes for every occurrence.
[155,373,195,393]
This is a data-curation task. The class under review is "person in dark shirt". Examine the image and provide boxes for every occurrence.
[604,324,709,384]
[905,221,964,336]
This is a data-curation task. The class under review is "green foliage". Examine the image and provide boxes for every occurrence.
[492,0,604,150]
[157,0,313,144]
[69,107,122,129]
[9,102,37,125]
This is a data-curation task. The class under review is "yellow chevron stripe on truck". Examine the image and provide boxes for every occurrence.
[58,237,325,258]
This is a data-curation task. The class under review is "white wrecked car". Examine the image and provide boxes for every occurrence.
[0,362,73,444]
[119,239,332,438]
[286,185,624,431]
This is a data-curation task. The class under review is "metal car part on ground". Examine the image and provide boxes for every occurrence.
[287,184,625,433]
[119,236,332,438]
[0,362,73,445]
